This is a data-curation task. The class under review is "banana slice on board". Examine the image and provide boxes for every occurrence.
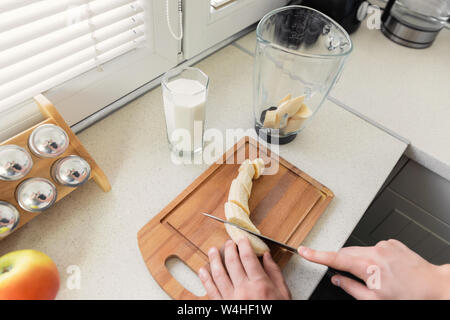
[252,158,265,179]
[236,170,252,197]
[238,159,255,180]
[225,224,269,257]
[224,202,259,234]
[277,95,305,119]
[228,179,250,215]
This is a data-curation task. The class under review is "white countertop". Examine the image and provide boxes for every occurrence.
[236,26,450,181]
[331,25,450,181]
[0,43,406,299]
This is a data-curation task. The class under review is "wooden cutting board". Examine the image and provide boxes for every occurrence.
[137,136,333,299]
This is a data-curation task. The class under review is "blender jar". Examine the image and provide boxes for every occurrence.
[254,5,352,144]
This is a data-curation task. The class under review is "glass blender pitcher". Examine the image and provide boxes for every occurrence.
[254,6,352,144]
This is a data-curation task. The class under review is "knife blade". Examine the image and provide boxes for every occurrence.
[201,212,298,253]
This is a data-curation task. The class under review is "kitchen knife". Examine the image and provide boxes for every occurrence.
[201,212,297,253]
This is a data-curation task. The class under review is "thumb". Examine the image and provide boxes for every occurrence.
[331,275,376,300]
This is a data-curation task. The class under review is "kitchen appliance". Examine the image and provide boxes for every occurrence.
[0,145,33,181]
[28,124,69,158]
[254,6,352,144]
[0,201,20,239]
[289,0,367,34]
[137,136,334,299]
[381,0,450,48]
[16,178,58,213]
[51,155,91,187]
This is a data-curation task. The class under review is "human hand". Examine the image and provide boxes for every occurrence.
[198,238,291,300]
[298,239,450,300]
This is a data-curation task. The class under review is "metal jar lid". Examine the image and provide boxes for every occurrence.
[28,124,69,158]
[16,178,57,212]
[0,145,33,181]
[0,201,20,239]
[51,155,91,187]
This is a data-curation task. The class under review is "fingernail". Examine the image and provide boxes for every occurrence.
[226,239,233,246]
[208,247,217,255]
[298,246,309,256]
[198,267,208,280]
[332,276,340,287]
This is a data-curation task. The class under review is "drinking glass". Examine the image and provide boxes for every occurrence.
[162,67,209,155]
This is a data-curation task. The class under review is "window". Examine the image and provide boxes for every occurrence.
[0,0,179,132]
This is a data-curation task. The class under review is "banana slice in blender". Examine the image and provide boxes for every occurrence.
[278,94,292,106]
[225,224,269,257]
[291,103,312,120]
[224,202,259,234]
[277,95,305,118]
[228,179,250,215]
[263,110,280,129]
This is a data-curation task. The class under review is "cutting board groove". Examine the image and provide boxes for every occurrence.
[138,137,333,299]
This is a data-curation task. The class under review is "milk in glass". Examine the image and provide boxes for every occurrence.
[163,74,207,154]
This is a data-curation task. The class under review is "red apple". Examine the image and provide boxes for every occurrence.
[0,249,59,300]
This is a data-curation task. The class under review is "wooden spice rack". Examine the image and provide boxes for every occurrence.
[0,94,110,236]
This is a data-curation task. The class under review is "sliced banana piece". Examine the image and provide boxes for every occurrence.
[278,94,292,106]
[284,118,305,134]
[236,170,252,197]
[291,103,312,120]
[252,158,265,179]
[224,202,259,234]
[238,159,255,180]
[277,95,305,119]
[228,179,250,215]
[225,224,269,257]
[263,110,280,129]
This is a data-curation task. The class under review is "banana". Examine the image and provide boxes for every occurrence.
[284,118,304,134]
[238,159,255,180]
[224,202,259,234]
[278,94,292,106]
[225,224,269,257]
[224,158,270,256]
[277,95,305,119]
[252,158,265,179]
[284,103,312,134]
[291,103,312,120]
[236,170,252,197]
[263,110,280,129]
[228,179,250,215]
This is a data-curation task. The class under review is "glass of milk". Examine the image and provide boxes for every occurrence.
[162,67,209,155]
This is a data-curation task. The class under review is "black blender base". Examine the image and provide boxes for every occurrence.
[256,107,297,145]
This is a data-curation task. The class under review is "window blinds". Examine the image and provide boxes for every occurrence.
[0,0,145,113]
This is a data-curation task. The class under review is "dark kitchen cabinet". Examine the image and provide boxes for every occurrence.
[347,160,450,265]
